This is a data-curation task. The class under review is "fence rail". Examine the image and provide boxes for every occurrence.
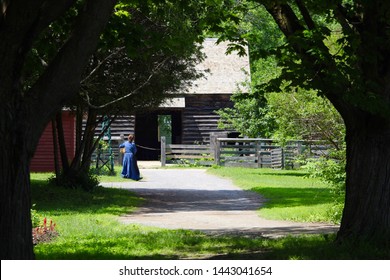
[160,137,213,167]
[160,136,330,168]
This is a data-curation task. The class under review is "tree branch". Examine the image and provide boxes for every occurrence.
[81,58,169,109]
[295,0,315,30]
[334,3,361,35]
[336,3,363,32]
[263,2,304,38]
[81,47,125,85]
[26,0,117,142]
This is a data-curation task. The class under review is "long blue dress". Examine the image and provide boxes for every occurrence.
[119,141,140,180]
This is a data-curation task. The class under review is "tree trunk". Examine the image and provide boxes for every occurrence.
[0,0,117,259]
[69,108,97,173]
[51,118,61,181]
[337,114,390,245]
[0,128,34,259]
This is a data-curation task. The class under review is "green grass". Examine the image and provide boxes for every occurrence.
[30,168,389,259]
[208,167,334,223]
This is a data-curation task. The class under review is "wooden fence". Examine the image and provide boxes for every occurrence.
[160,136,329,168]
[160,136,213,167]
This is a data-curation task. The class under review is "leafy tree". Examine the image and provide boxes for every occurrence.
[217,83,276,138]
[218,1,347,226]
[52,3,207,187]
[220,0,389,245]
[266,88,345,148]
[249,0,390,246]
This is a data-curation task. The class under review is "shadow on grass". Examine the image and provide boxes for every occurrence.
[34,227,332,260]
[207,234,390,260]
[31,179,143,216]
[36,229,390,260]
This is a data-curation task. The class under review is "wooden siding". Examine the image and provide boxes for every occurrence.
[95,115,135,140]
[109,115,135,139]
[90,115,135,163]
[30,112,76,172]
[182,94,234,144]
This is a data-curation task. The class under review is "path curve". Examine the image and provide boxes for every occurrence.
[101,169,338,238]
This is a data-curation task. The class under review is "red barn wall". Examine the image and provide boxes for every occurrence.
[30,112,76,172]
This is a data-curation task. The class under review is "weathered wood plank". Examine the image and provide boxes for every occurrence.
[168,144,211,149]
[167,155,213,159]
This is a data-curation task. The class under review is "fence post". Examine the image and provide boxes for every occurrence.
[256,139,261,168]
[214,138,221,166]
[297,141,303,155]
[161,136,166,167]
[210,134,216,158]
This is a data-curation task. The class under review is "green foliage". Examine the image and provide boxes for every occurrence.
[217,91,276,138]
[266,87,345,146]
[80,0,208,113]
[31,204,41,228]
[302,148,346,223]
[217,3,345,146]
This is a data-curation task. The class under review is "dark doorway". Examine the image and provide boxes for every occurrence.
[135,111,182,160]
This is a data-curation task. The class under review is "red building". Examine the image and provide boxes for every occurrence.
[30,111,76,172]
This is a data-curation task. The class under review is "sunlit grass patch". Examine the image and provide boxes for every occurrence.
[208,167,334,223]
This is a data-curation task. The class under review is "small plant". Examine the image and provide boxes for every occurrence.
[31,204,41,228]
[32,217,59,245]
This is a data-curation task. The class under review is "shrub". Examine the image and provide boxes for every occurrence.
[302,148,346,223]
[49,170,100,192]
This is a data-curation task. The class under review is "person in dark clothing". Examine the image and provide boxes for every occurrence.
[119,134,140,180]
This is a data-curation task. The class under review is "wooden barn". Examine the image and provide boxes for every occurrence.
[110,38,250,160]
[30,111,76,172]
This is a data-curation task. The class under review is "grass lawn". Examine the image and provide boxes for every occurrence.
[30,168,389,259]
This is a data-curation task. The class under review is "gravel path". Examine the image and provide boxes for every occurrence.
[101,169,338,238]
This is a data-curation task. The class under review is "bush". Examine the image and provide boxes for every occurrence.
[49,170,100,192]
[302,148,346,223]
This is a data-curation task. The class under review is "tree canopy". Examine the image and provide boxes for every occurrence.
[243,0,390,245]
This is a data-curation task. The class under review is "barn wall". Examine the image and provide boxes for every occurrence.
[97,115,135,140]
[30,112,76,172]
[182,94,234,144]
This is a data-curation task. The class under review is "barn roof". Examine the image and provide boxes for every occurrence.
[186,38,250,94]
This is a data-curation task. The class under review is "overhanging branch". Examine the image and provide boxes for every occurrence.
[295,0,315,30]
[80,57,169,109]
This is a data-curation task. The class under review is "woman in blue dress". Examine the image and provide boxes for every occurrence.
[119,134,140,180]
